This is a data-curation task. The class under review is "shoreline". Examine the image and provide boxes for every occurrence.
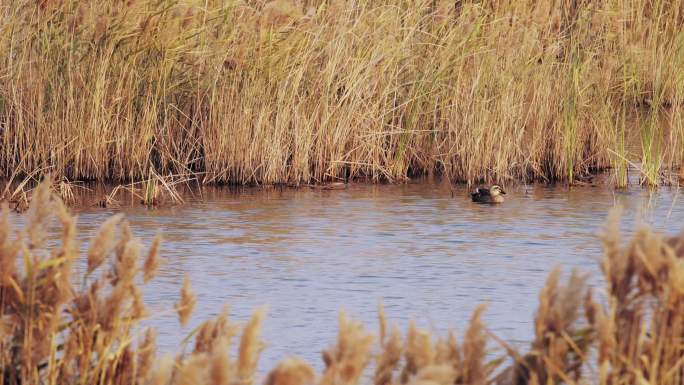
[2,172,682,213]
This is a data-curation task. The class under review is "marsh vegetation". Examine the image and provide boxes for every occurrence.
[1,0,683,188]
[2,1,684,383]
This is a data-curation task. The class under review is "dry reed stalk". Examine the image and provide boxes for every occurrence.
[374,323,403,385]
[25,178,52,249]
[594,208,684,385]
[143,232,163,283]
[320,312,375,385]
[407,364,456,385]
[176,353,210,385]
[1,0,683,187]
[265,357,316,385]
[461,305,487,385]
[194,306,237,355]
[378,303,388,344]
[435,332,461,372]
[494,268,593,385]
[111,237,141,287]
[237,308,266,385]
[131,284,147,319]
[176,275,197,327]
[373,304,403,385]
[400,322,436,383]
[87,213,124,274]
[137,328,157,383]
[208,338,233,385]
[148,356,175,385]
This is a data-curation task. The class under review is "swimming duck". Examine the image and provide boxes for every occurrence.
[471,185,506,203]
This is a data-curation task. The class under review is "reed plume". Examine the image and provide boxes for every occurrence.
[400,322,436,383]
[194,306,237,355]
[594,208,684,385]
[238,308,266,385]
[144,232,163,283]
[177,275,197,327]
[320,312,375,385]
[266,358,316,385]
[137,328,157,383]
[374,306,403,385]
[461,306,487,385]
[149,356,174,385]
[25,178,52,249]
[87,214,124,274]
[208,341,232,385]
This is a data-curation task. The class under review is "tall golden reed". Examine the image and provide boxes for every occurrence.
[1,0,683,187]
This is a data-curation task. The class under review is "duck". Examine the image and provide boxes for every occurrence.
[471,185,506,203]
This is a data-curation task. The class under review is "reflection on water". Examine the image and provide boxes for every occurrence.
[29,182,684,370]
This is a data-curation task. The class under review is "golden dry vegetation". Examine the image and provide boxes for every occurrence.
[1,0,683,188]
[1,181,684,385]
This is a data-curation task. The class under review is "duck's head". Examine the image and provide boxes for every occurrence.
[491,185,506,196]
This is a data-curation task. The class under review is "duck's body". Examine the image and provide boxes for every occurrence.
[471,185,506,203]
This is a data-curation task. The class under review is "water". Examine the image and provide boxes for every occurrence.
[27,182,684,371]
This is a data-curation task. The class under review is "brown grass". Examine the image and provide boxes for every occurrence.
[1,0,683,187]
[2,179,684,385]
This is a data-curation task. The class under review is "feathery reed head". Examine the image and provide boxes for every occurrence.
[87,213,123,274]
[176,275,197,327]
[266,357,316,385]
[238,308,266,385]
[320,311,375,385]
[143,231,163,283]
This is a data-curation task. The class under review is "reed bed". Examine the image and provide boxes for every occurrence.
[2,181,684,385]
[1,0,683,187]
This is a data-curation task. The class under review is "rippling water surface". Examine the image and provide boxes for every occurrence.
[37,182,684,371]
